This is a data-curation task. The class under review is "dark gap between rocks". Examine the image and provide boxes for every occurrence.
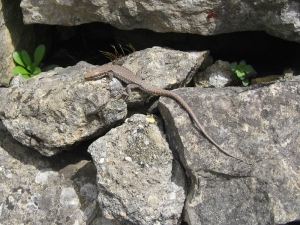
[41,22,300,77]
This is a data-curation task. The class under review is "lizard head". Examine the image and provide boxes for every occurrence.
[84,67,110,80]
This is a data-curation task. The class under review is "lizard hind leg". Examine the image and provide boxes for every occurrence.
[124,84,140,96]
[121,84,144,101]
[107,71,115,80]
[119,84,139,101]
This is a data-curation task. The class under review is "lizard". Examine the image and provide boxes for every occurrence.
[84,62,245,163]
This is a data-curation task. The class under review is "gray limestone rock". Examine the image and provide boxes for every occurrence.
[159,77,300,224]
[88,114,186,225]
[20,0,300,43]
[1,44,300,224]
[114,47,208,96]
[0,61,127,156]
[0,47,207,156]
[0,121,99,224]
[195,60,235,88]
[0,0,50,86]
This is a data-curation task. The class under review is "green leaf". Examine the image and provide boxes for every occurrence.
[27,65,32,73]
[239,60,246,67]
[34,44,45,66]
[27,63,37,73]
[43,64,59,71]
[22,74,30,79]
[242,79,249,86]
[12,66,29,75]
[244,65,254,74]
[12,51,25,67]
[230,62,237,71]
[32,67,41,75]
[21,50,32,66]
[236,70,245,78]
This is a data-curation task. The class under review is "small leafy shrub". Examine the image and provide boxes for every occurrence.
[12,44,58,79]
[230,60,254,86]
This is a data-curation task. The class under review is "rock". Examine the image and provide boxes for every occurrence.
[0,61,127,156]
[20,0,300,43]
[283,68,295,79]
[194,60,233,88]
[0,47,208,156]
[2,44,300,224]
[88,114,186,225]
[251,75,282,84]
[0,0,27,86]
[0,0,51,86]
[116,46,208,89]
[9,74,27,87]
[0,121,99,224]
[158,77,300,224]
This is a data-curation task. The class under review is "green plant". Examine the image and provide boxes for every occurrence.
[12,44,58,79]
[230,60,254,86]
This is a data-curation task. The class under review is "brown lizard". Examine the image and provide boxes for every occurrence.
[84,63,245,163]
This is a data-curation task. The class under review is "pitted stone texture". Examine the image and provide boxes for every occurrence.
[115,47,209,88]
[0,0,51,86]
[159,77,300,224]
[0,122,99,224]
[194,60,257,88]
[88,114,186,225]
[0,47,207,156]
[0,61,127,156]
[20,0,300,43]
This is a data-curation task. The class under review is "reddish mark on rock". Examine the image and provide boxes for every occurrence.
[207,11,215,19]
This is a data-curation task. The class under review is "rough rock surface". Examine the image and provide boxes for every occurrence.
[0,47,208,156]
[115,46,208,90]
[20,0,300,43]
[1,44,300,224]
[159,77,300,224]
[88,114,186,225]
[194,60,233,88]
[0,121,99,224]
[0,0,50,86]
[0,0,18,86]
[0,61,127,156]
